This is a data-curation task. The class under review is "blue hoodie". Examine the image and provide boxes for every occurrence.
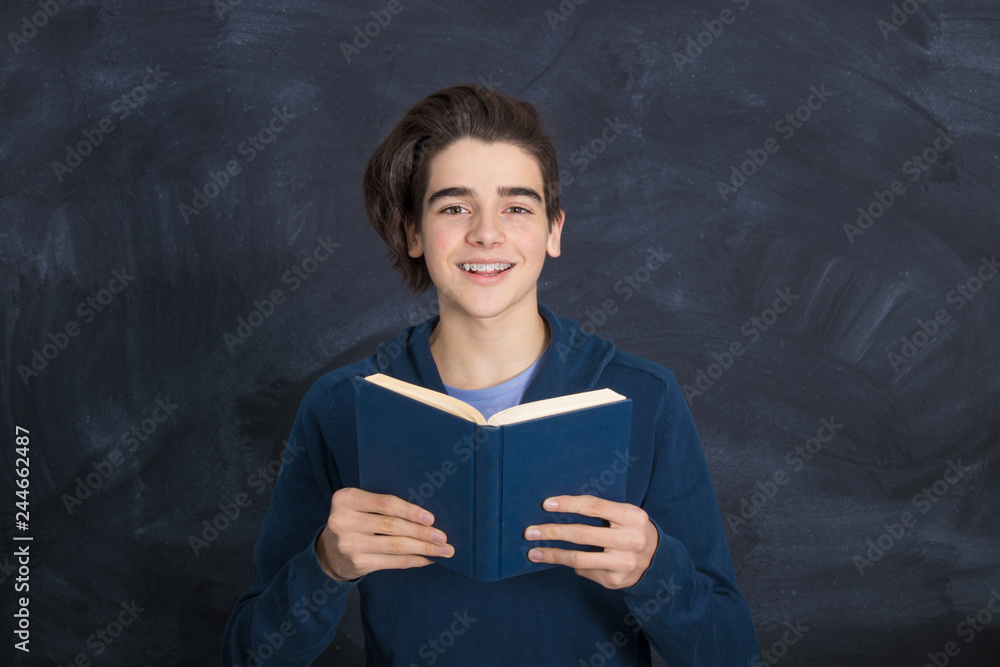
[222,304,759,666]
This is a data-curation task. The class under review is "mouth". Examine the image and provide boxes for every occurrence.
[457,262,513,277]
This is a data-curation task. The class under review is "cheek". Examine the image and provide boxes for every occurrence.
[516,232,550,261]
[429,236,453,258]
[418,226,455,258]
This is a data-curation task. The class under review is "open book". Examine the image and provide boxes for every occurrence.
[360,372,626,425]
[354,373,633,582]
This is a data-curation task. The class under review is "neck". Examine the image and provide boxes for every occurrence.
[429,300,549,390]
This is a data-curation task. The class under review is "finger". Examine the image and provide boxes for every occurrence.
[542,495,641,525]
[354,533,455,559]
[524,522,612,549]
[344,553,440,577]
[526,546,609,570]
[340,488,436,526]
[357,512,449,546]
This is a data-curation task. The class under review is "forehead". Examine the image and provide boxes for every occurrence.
[425,138,544,191]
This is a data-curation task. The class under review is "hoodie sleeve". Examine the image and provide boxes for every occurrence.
[221,375,362,666]
[618,370,759,665]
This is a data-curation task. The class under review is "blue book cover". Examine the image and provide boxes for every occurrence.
[354,373,633,582]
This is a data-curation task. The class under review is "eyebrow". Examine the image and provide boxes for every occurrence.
[426,186,544,207]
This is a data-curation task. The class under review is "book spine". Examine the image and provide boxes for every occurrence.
[473,425,502,582]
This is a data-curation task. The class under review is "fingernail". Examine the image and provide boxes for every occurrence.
[437,545,454,557]
[543,498,558,509]
[419,511,434,524]
[528,549,543,561]
[525,527,541,539]
[431,530,446,544]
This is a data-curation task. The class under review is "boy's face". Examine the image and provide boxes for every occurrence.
[405,138,564,323]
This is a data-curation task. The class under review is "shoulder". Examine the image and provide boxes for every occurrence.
[295,317,427,415]
[602,347,683,397]
[297,356,377,419]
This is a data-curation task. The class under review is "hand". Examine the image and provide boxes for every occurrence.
[523,495,659,589]
[315,487,454,582]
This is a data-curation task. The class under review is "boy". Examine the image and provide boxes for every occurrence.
[222,84,758,665]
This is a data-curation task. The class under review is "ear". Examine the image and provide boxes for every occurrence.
[404,215,424,258]
[546,209,565,258]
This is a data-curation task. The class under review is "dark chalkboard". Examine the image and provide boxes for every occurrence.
[2,0,998,665]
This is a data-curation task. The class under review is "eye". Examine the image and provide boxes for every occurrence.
[506,205,532,214]
[441,205,469,215]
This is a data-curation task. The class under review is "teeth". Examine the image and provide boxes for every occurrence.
[460,263,512,273]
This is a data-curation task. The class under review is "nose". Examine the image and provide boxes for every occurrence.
[466,210,504,247]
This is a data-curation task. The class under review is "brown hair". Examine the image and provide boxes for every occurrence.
[363,84,562,294]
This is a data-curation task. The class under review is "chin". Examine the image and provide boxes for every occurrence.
[453,301,509,320]
[456,294,537,322]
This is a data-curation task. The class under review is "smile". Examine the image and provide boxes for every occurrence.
[458,263,512,276]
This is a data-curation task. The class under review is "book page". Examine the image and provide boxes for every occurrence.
[487,388,626,426]
[362,373,487,425]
